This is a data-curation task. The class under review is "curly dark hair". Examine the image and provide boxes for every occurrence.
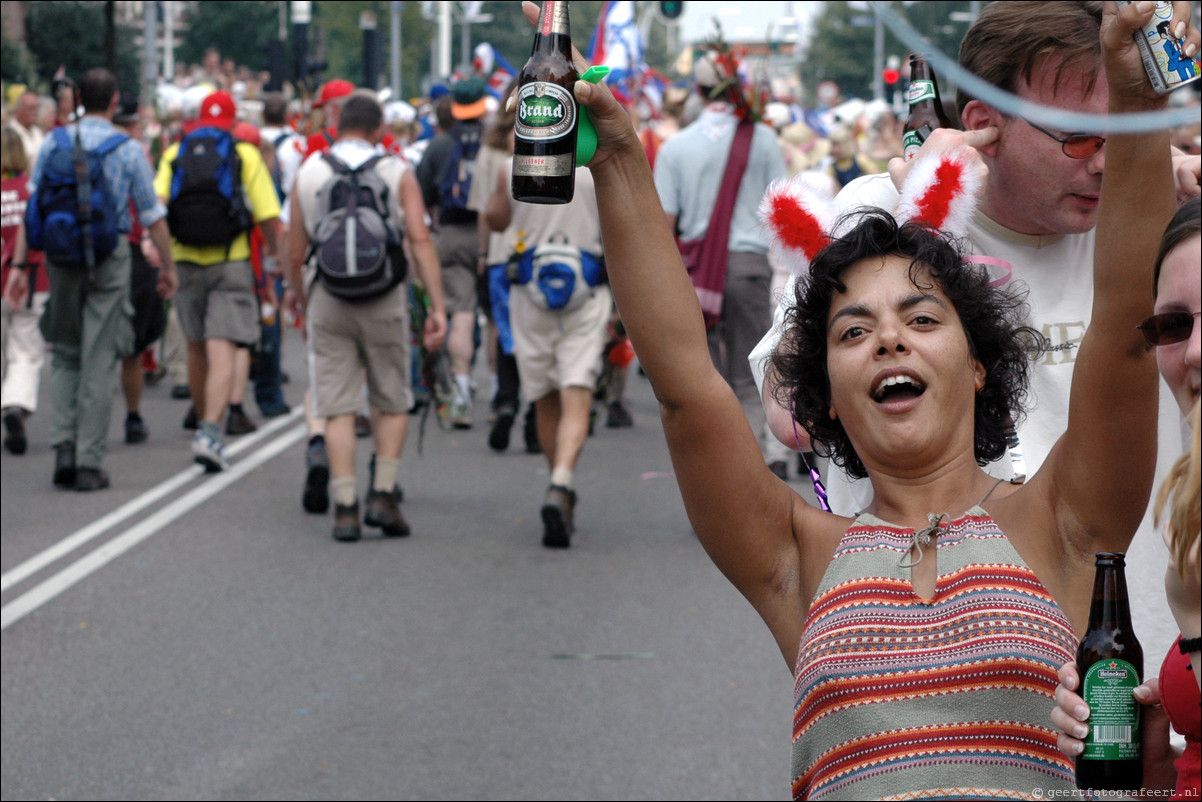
[768,210,1044,480]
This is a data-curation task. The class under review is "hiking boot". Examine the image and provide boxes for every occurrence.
[226,407,258,436]
[125,414,148,444]
[53,442,77,487]
[182,405,199,430]
[332,501,361,542]
[488,406,516,452]
[302,438,330,514]
[364,489,410,537]
[74,467,111,492]
[3,409,27,455]
[606,401,634,428]
[541,484,576,549]
[192,429,229,472]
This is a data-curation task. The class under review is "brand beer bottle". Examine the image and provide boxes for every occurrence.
[512,0,579,204]
[902,54,954,160]
[1075,552,1143,792]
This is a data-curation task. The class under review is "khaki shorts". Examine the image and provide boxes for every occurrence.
[176,260,259,347]
[511,284,612,402]
[306,282,413,417]
[435,223,479,314]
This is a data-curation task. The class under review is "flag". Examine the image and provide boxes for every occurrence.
[587,1,645,103]
[473,42,519,97]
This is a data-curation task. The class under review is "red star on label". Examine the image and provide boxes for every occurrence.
[1109,661,1118,668]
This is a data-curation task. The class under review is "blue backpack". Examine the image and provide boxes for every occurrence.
[436,122,481,223]
[167,126,253,247]
[25,126,129,268]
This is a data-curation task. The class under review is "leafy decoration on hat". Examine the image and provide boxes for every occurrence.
[697,22,765,123]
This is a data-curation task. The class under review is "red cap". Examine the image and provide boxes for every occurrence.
[314,79,355,108]
[197,91,237,129]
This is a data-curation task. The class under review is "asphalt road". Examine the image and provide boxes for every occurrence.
[1,327,794,801]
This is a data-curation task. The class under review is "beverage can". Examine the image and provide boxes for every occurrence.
[1117,0,1202,94]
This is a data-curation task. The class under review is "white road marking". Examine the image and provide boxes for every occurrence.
[0,407,302,593]
[1,422,307,631]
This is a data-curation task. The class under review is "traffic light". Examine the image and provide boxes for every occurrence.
[882,67,900,91]
[659,1,684,21]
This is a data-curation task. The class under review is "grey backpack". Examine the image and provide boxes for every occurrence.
[308,153,407,301]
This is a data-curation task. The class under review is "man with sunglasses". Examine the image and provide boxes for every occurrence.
[751,1,1201,669]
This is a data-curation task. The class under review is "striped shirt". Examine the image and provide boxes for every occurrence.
[792,508,1078,800]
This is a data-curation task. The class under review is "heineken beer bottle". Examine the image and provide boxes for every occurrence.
[902,54,954,161]
[1075,552,1143,792]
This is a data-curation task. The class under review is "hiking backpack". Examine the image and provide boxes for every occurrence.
[436,122,481,222]
[166,126,253,247]
[308,152,407,302]
[25,126,129,268]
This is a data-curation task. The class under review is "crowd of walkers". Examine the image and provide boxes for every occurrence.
[1,1,1201,798]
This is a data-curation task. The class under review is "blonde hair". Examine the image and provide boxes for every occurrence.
[1156,401,1201,582]
[1,125,29,176]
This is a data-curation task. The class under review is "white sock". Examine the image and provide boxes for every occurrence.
[550,467,573,489]
[373,456,399,492]
[332,477,357,507]
[455,374,471,402]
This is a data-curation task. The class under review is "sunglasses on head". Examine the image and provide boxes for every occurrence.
[1136,311,1200,346]
[1023,118,1106,159]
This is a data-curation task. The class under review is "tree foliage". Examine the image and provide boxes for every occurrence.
[23,1,140,92]
[801,1,981,106]
[176,1,279,74]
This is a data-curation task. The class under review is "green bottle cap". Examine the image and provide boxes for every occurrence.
[576,65,610,165]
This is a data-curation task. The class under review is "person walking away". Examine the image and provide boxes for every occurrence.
[485,159,609,549]
[417,76,488,429]
[1,125,48,455]
[15,68,177,490]
[652,47,788,475]
[154,90,280,472]
[285,91,446,541]
[113,93,166,445]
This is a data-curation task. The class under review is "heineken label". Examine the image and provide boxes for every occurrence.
[1080,658,1141,761]
[515,82,577,141]
[513,153,574,177]
[902,126,932,161]
[907,80,937,105]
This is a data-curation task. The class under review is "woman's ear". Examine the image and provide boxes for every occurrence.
[972,358,987,393]
[960,100,1001,158]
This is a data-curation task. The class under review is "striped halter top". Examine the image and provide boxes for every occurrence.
[791,506,1079,800]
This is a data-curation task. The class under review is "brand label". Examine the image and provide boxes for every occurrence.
[1080,658,1141,762]
[515,82,577,140]
[513,153,574,177]
[907,80,936,105]
[902,126,932,161]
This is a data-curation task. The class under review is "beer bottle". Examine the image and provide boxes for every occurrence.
[1075,552,1143,792]
[512,0,579,204]
[902,54,954,161]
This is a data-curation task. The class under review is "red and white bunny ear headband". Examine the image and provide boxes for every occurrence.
[759,147,984,278]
